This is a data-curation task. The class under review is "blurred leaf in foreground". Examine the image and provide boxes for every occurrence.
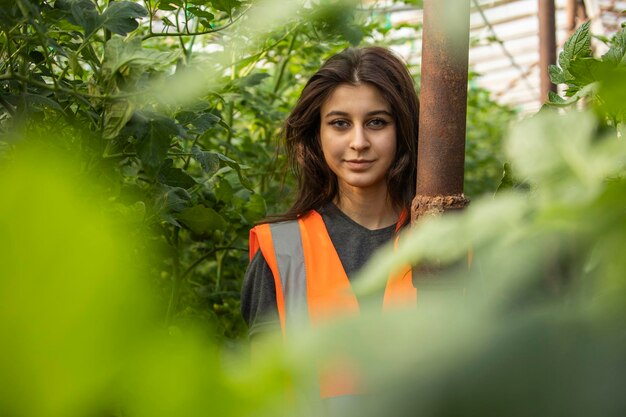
[0,142,294,417]
[0,145,156,417]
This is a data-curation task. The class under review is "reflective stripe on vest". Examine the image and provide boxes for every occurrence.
[249,210,417,397]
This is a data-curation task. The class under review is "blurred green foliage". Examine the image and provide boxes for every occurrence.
[0,146,297,417]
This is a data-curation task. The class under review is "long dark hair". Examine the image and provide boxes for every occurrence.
[278,46,419,224]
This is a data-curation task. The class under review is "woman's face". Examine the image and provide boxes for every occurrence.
[319,83,397,197]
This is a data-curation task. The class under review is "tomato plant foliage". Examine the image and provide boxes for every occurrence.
[548,21,626,126]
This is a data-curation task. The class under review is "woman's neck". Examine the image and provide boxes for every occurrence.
[333,186,399,230]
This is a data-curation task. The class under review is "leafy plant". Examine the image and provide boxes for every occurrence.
[548,21,626,127]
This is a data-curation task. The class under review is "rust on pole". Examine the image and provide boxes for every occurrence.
[412,0,471,223]
[539,0,557,101]
[566,0,578,34]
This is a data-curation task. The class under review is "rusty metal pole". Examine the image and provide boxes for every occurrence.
[539,0,557,101]
[412,0,471,223]
[577,0,588,22]
[566,0,578,34]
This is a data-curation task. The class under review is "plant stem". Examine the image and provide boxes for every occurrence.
[184,0,190,34]
[174,9,189,58]
[185,15,200,64]
[143,4,252,40]
[183,136,200,170]
[224,46,237,145]
[215,251,225,292]
[273,29,298,95]
[144,0,153,34]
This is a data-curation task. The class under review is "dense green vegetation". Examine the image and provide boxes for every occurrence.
[2,1,626,416]
[0,0,514,341]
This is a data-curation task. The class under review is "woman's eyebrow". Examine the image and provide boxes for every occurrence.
[366,110,393,117]
[323,110,393,118]
[324,110,349,118]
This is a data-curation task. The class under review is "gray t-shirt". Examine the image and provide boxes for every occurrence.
[240,203,397,338]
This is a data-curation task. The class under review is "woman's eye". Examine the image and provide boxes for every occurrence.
[368,118,388,128]
[330,120,350,129]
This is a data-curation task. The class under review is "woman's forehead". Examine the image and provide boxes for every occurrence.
[321,83,391,116]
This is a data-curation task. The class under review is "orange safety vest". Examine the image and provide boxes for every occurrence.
[249,209,417,399]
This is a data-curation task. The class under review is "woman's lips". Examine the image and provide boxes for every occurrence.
[345,159,374,170]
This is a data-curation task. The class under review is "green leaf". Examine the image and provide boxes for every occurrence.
[549,64,565,84]
[23,94,66,114]
[100,1,148,36]
[209,0,241,16]
[214,177,234,203]
[568,57,602,86]
[187,6,214,21]
[244,193,266,222]
[546,82,598,107]
[495,163,514,194]
[176,205,227,235]
[103,99,135,140]
[558,21,591,72]
[154,186,192,226]
[193,113,220,130]
[56,0,100,35]
[157,0,182,11]
[176,111,220,131]
[161,186,192,212]
[102,37,179,80]
[215,153,252,189]
[135,114,181,174]
[601,28,626,66]
[547,91,565,104]
[597,67,626,118]
[191,146,220,175]
[157,159,197,189]
[237,72,271,88]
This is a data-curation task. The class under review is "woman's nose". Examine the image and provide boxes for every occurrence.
[349,126,370,151]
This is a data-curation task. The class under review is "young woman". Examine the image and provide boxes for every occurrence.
[241,46,419,355]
